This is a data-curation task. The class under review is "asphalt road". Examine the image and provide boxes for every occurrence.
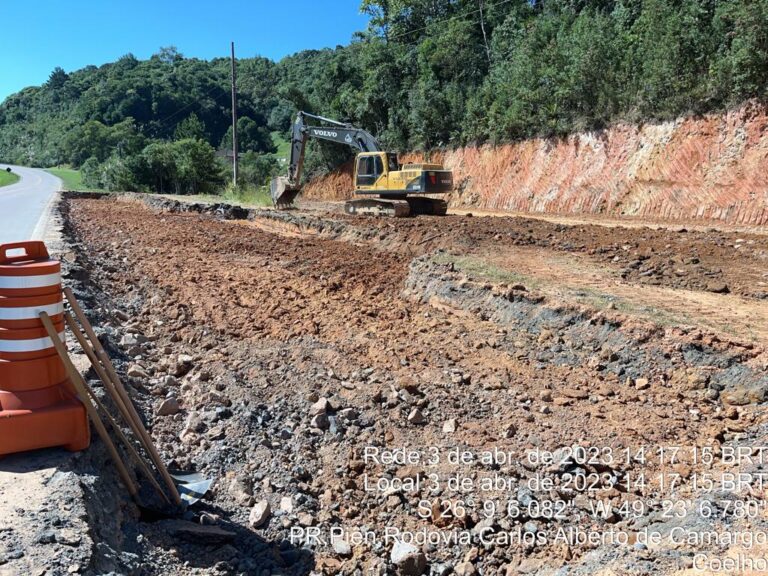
[0,165,61,246]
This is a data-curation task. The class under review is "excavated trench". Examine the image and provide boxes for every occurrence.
[52,193,768,575]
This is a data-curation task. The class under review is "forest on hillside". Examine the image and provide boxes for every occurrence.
[0,0,766,194]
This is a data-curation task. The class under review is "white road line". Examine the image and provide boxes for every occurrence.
[31,175,62,241]
[0,166,61,244]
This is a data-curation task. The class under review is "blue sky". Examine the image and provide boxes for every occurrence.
[0,0,369,103]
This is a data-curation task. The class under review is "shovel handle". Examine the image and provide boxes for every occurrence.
[39,311,140,499]
[64,287,183,507]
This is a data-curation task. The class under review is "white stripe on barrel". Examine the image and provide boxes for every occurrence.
[0,272,61,290]
[0,331,66,353]
[0,302,64,321]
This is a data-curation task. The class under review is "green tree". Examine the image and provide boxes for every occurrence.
[80,157,102,188]
[64,120,113,165]
[174,113,206,141]
[155,46,184,64]
[142,141,178,193]
[220,117,276,154]
[710,0,768,102]
[239,152,279,188]
[99,155,138,191]
[170,138,223,194]
[1,0,767,173]
[47,67,69,90]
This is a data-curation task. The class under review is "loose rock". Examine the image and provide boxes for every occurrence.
[408,408,427,425]
[127,364,149,379]
[157,396,181,416]
[310,397,332,416]
[249,500,271,528]
[311,413,330,430]
[390,541,427,575]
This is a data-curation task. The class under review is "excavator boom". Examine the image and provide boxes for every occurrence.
[271,112,380,207]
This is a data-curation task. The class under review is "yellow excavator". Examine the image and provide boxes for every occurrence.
[270,112,453,217]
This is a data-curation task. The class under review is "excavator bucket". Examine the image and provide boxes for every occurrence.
[270,176,301,209]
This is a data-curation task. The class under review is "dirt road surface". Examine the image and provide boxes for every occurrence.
[25,194,766,575]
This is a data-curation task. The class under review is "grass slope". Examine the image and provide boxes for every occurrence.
[0,169,20,188]
[270,131,291,162]
[46,168,102,191]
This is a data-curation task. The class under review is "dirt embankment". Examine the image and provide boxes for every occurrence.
[304,101,768,227]
[52,194,768,575]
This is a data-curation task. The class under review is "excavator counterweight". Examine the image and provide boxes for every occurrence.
[270,111,452,217]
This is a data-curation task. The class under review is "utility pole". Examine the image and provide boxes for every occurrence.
[230,41,239,186]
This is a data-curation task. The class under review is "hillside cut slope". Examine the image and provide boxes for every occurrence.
[304,101,768,227]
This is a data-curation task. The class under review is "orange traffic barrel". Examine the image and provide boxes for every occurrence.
[0,240,90,456]
[0,385,68,411]
[0,394,90,454]
[0,241,61,297]
[0,320,66,362]
[0,240,67,385]
[0,354,67,392]
[0,292,64,329]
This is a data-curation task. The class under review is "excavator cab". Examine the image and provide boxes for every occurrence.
[355,153,388,190]
[354,153,406,194]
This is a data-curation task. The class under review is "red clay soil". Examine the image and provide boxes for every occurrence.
[320,211,768,301]
[62,196,768,575]
[303,101,768,227]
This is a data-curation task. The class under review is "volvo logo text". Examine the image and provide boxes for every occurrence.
[312,129,338,138]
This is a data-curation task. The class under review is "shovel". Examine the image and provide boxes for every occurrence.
[64,289,214,510]
[170,471,214,506]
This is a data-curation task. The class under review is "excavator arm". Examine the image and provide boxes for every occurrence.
[271,111,381,208]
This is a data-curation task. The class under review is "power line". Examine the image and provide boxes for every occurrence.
[152,81,228,132]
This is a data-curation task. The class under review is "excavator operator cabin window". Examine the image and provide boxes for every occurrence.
[374,156,384,176]
[357,156,376,186]
[388,153,399,171]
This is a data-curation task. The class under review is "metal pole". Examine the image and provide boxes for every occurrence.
[230,41,239,186]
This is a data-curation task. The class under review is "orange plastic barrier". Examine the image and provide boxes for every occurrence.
[0,292,64,329]
[0,241,89,456]
[0,242,61,297]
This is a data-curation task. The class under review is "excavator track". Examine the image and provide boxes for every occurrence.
[343,197,448,218]
[344,199,411,218]
[406,197,448,216]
